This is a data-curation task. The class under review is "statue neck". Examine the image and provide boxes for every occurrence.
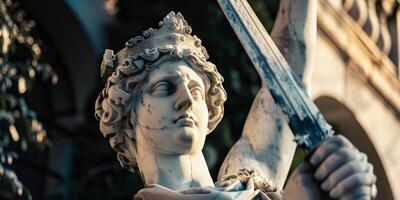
[135,143,214,191]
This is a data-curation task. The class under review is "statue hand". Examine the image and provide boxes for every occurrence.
[284,135,377,200]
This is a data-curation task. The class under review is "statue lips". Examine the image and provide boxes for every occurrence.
[170,113,199,149]
[174,113,196,128]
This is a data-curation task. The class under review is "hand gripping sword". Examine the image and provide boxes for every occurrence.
[216,0,333,152]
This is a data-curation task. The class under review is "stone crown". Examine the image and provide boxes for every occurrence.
[100,11,209,80]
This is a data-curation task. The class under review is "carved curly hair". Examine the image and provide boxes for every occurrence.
[95,46,227,172]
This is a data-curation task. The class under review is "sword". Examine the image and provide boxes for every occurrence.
[216,0,333,151]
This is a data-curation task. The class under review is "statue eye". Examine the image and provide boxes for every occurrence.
[190,86,204,100]
[152,82,171,96]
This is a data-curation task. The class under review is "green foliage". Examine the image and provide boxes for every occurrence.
[0,0,56,199]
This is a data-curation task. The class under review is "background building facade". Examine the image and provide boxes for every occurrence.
[312,0,400,199]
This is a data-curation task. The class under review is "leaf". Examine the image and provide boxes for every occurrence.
[28,67,35,78]
[17,76,26,94]
[51,74,58,84]
[8,124,19,142]
[1,25,11,54]
[21,139,27,152]
[19,98,27,116]
[7,154,12,164]
[36,130,45,143]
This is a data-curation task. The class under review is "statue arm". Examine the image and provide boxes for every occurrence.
[218,0,316,191]
[218,1,377,198]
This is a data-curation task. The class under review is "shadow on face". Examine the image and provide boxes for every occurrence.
[134,60,209,155]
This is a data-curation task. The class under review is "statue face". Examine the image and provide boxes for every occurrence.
[134,60,209,155]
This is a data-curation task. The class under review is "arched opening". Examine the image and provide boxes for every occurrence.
[315,96,395,200]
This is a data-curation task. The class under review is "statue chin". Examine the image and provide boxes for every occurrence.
[136,126,206,155]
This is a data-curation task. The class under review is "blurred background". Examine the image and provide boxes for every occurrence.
[0,0,398,199]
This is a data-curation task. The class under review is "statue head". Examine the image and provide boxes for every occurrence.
[95,12,227,172]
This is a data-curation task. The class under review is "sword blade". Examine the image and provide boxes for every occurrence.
[217,0,333,151]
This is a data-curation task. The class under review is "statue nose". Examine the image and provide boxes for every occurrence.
[174,86,193,111]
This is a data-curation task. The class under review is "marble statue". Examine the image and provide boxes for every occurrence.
[95,11,377,200]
